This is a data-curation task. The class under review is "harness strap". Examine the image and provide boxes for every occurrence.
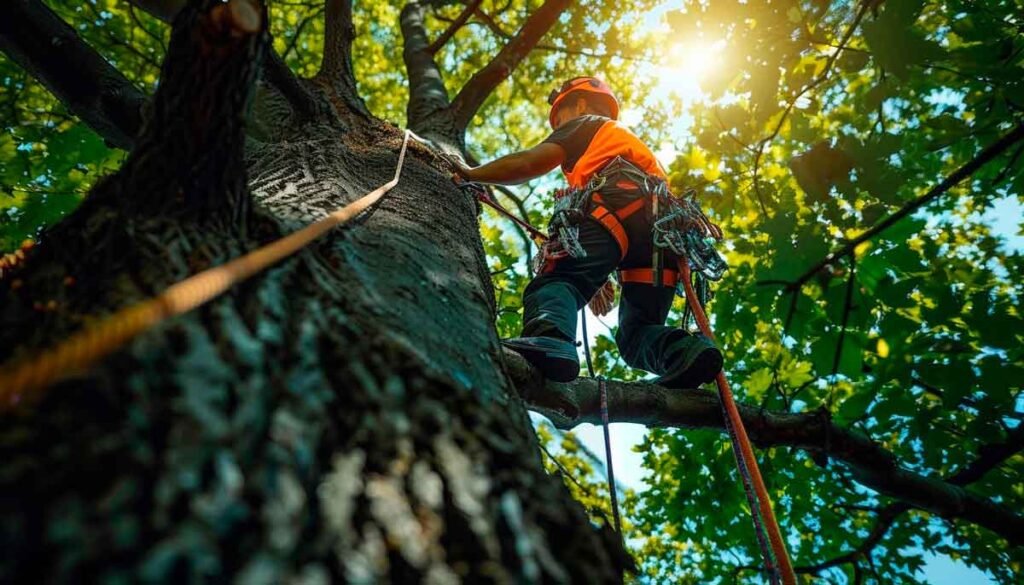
[618,267,678,286]
[588,197,646,260]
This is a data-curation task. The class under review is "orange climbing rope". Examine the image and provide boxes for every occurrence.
[678,256,797,585]
[0,130,413,412]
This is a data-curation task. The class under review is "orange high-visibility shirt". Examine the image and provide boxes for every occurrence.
[541,115,667,188]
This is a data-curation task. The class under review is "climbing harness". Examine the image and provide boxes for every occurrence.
[457,180,548,243]
[0,130,414,409]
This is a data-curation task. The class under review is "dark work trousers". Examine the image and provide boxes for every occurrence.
[522,190,692,375]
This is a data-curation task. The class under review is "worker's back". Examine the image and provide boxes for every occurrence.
[543,114,667,188]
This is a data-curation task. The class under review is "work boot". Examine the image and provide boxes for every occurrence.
[502,337,580,383]
[654,334,723,389]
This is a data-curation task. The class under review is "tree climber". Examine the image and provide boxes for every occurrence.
[453,76,723,387]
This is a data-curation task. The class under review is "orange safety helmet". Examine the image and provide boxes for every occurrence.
[547,76,620,129]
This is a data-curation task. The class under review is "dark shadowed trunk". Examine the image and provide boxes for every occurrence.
[0,1,626,582]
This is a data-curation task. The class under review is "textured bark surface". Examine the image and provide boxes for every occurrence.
[0,1,626,582]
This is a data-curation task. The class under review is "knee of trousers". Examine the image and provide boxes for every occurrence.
[523,280,583,341]
[614,327,644,368]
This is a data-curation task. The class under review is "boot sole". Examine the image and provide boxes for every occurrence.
[503,341,580,383]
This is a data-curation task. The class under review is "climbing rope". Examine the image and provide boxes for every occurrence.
[0,240,33,281]
[580,310,623,536]
[0,130,414,411]
[457,180,548,242]
[537,439,620,528]
[678,257,797,585]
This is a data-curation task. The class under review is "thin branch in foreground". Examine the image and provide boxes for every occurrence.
[451,0,571,131]
[827,260,857,407]
[0,0,147,149]
[766,123,1024,293]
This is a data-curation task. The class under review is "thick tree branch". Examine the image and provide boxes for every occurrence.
[125,0,267,221]
[763,123,1024,292]
[794,421,1024,574]
[400,1,460,145]
[505,349,1024,546]
[264,44,328,119]
[130,0,324,120]
[315,0,368,116]
[451,0,572,131]
[0,0,146,149]
[427,0,483,55]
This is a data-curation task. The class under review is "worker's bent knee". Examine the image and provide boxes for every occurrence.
[614,328,643,367]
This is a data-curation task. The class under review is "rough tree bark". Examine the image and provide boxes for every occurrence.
[0,1,626,582]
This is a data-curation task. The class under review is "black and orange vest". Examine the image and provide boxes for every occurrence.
[542,115,667,188]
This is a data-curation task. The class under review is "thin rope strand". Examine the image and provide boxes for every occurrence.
[581,310,624,536]
[678,257,796,584]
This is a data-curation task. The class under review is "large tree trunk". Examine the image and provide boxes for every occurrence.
[0,1,625,582]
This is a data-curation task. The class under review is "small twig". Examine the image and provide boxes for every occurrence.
[764,124,1024,293]
[282,7,324,61]
[750,1,872,213]
[427,0,482,55]
[829,261,857,398]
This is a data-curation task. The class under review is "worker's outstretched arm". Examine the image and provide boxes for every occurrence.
[454,143,565,185]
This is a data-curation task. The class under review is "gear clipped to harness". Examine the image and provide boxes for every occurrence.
[649,188,728,331]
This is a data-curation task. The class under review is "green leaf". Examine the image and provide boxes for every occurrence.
[834,385,875,424]
[861,0,943,79]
